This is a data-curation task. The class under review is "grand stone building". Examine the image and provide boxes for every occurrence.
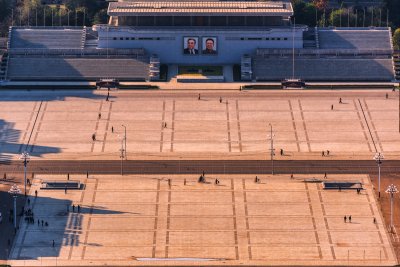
[0,0,396,83]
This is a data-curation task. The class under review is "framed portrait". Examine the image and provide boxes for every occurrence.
[183,37,199,55]
[202,37,217,55]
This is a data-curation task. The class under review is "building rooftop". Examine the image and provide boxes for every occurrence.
[108,1,293,16]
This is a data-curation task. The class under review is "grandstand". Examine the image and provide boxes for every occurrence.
[317,28,392,50]
[9,27,85,49]
[253,27,395,82]
[0,1,396,84]
[6,49,149,81]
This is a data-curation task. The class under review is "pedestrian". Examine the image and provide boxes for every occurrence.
[290,173,293,179]
[3,173,6,180]
[168,179,171,187]
[38,219,40,226]
[78,205,81,213]
[45,221,48,227]
[198,94,201,100]
[386,93,388,99]
[202,170,205,177]
[184,179,186,186]
[349,215,352,223]
[106,95,109,101]
[72,205,75,212]
[324,172,327,179]
[27,178,31,185]
[164,122,167,128]
[339,97,342,104]
[280,149,283,156]
[215,179,219,185]
[373,217,376,224]
[339,186,341,192]
[67,173,70,180]
[255,176,259,183]
[92,133,96,141]
[86,171,89,178]
[111,126,114,133]
[35,190,37,197]
[327,150,330,156]
[41,220,44,227]
[344,216,347,223]
[219,97,222,103]
[331,104,333,110]
[64,186,67,194]
[322,151,325,157]
[98,113,101,119]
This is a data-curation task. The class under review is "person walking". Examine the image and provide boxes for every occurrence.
[198,94,201,100]
[349,215,352,223]
[72,205,75,213]
[322,151,325,157]
[98,113,101,119]
[92,133,96,141]
[386,93,388,99]
[64,186,67,194]
[35,190,37,197]
[339,98,342,104]
[290,173,294,179]
[331,104,333,110]
[215,179,219,185]
[324,172,327,179]
[78,205,81,213]
[344,216,347,223]
[184,179,186,186]
[280,149,283,156]
[219,97,222,103]
[111,126,114,133]
[52,240,55,247]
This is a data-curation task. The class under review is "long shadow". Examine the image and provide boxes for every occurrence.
[0,90,110,165]
[0,187,125,260]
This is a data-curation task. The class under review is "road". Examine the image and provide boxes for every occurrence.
[0,160,399,175]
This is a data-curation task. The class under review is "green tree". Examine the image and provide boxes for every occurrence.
[292,0,318,26]
[93,8,108,25]
[383,0,400,28]
[393,28,400,50]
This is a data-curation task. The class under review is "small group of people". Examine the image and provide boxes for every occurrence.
[344,215,352,223]
[321,150,330,157]
[70,204,81,213]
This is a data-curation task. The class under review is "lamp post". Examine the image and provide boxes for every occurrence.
[118,134,124,176]
[373,152,384,198]
[268,123,275,175]
[19,151,30,197]
[385,184,398,233]
[8,184,21,230]
[122,124,127,159]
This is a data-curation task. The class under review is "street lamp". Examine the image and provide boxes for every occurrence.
[8,184,21,230]
[385,184,398,233]
[122,124,127,159]
[118,134,124,176]
[373,152,384,198]
[268,123,275,175]
[19,151,30,197]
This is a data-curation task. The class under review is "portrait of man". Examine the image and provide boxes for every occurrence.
[183,37,199,55]
[202,37,217,54]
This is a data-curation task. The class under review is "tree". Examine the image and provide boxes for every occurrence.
[383,0,400,28]
[93,8,108,25]
[292,0,318,26]
[313,0,329,11]
[393,28,400,50]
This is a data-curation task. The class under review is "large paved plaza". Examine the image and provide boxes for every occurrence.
[8,173,396,266]
[0,89,399,162]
